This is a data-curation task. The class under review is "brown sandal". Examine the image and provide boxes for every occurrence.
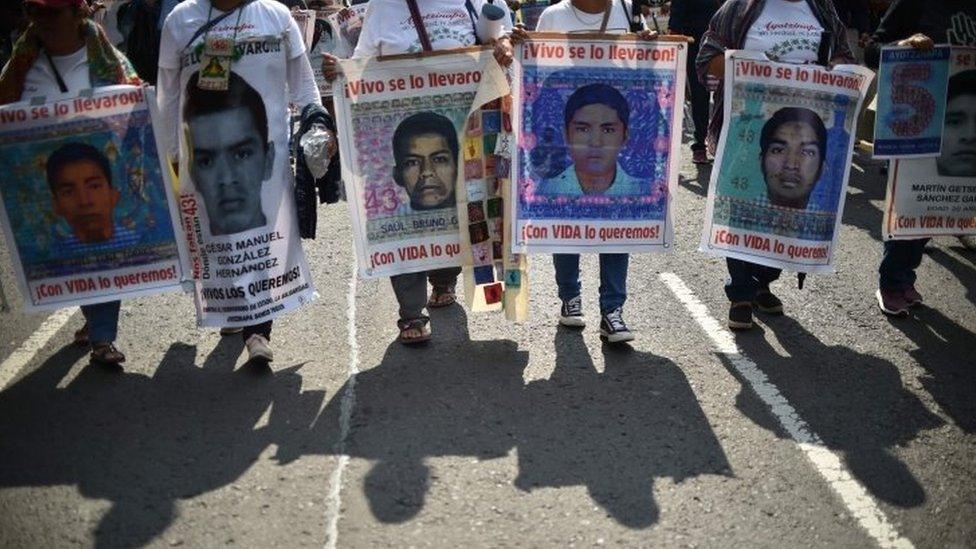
[397,318,431,345]
[426,286,457,308]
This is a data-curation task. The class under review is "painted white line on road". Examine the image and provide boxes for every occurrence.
[0,307,76,391]
[324,255,361,549]
[659,272,913,549]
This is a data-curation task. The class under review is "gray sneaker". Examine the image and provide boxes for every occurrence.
[599,307,635,343]
[559,295,586,327]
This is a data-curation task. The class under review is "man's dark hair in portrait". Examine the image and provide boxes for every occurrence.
[759,107,828,210]
[937,69,976,178]
[46,142,121,244]
[183,70,274,236]
[392,111,460,211]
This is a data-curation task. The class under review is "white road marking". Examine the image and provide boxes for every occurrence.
[0,308,77,391]
[659,272,914,549]
[324,254,361,549]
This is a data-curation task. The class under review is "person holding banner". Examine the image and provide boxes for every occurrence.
[864,0,976,315]
[322,0,514,344]
[696,0,854,330]
[508,0,655,343]
[0,0,142,365]
[158,0,330,363]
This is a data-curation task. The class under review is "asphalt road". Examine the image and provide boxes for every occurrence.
[0,142,973,548]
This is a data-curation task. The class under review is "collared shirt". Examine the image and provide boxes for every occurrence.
[534,162,647,197]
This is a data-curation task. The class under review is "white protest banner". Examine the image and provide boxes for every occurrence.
[173,15,316,327]
[873,45,950,158]
[0,86,186,311]
[335,47,510,279]
[883,46,976,239]
[510,34,687,254]
[699,51,874,273]
[292,8,316,48]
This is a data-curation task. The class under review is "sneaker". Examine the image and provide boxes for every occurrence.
[903,285,923,307]
[876,288,909,316]
[958,235,976,250]
[245,334,274,362]
[559,295,586,328]
[90,342,125,365]
[599,307,635,343]
[753,289,784,314]
[728,302,754,330]
[692,149,711,164]
[219,326,243,336]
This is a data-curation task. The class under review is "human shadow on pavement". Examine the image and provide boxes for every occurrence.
[887,307,976,434]
[513,330,731,527]
[926,247,976,307]
[678,166,710,198]
[0,338,323,548]
[277,307,528,523]
[726,316,943,508]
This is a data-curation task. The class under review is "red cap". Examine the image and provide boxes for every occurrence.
[25,0,86,7]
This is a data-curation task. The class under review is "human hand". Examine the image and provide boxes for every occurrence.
[493,36,515,67]
[321,53,342,82]
[636,29,659,41]
[896,33,934,50]
[509,26,530,44]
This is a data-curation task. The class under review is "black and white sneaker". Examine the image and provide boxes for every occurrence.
[559,295,586,327]
[599,307,635,343]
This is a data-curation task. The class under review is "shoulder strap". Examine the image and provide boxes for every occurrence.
[183,0,258,51]
[405,0,433,52]
[623,0,644,32]
[465,0,482,44]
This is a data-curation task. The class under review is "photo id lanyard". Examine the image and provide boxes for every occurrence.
[198,3,246,91]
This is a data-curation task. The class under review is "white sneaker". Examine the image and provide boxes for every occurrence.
[958,235,976,250]
[559,296,586,327]
[245,334,274,362]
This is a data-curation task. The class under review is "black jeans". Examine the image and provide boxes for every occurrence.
[686,39,710,152]
[725,258,782,302]
[242,321,273,342]
[878,239,928,290]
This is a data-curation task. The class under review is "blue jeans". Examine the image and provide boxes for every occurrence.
[879,239,928,290]
[725,258,782,302]
[553,253,628,313]
[80,300,121,343]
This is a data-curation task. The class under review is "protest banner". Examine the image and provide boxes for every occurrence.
[883,46,976,239]
[456,96,531,321]
[700,51,874,272]
[0,86,186,311]
[511,34,688,254]
[310,4,369,98]
[173,28,316,327]
[874,45,950,158]
[291,9,316,48]
[335,47,510,279]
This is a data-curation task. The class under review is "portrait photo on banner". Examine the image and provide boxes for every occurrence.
[710,81,859,243]
[516,66,674,223]
[0,108,177,284]
[349,93,471,248]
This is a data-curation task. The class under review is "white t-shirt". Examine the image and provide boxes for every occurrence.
[21,46,91,101]
[535,0,642,34]
[743,0,824,63]
[353,0,512,58]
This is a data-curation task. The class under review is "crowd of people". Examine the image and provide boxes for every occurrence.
[0,0,972,369]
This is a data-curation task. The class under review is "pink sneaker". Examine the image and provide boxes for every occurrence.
[876,289,909,316]
[903,286,923,307]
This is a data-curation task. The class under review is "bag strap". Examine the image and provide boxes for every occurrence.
[405,0,433,52]
[464,0,481,45]
[624,0,644,32]
[598,0,613,33]
[183,0,257,51]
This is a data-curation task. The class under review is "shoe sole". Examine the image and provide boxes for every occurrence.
[559,316,586,328]
[875,290,908,316]
[728,319,754,330]
[248,349,274,362]
[600,330,635,343]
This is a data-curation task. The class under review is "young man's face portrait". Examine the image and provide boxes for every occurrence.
[399,133,457,210]
[187,106,273,236]
[50,159,120,243]
[937,92,976,177]
[565,103,627,183]
[761,121,823,208]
